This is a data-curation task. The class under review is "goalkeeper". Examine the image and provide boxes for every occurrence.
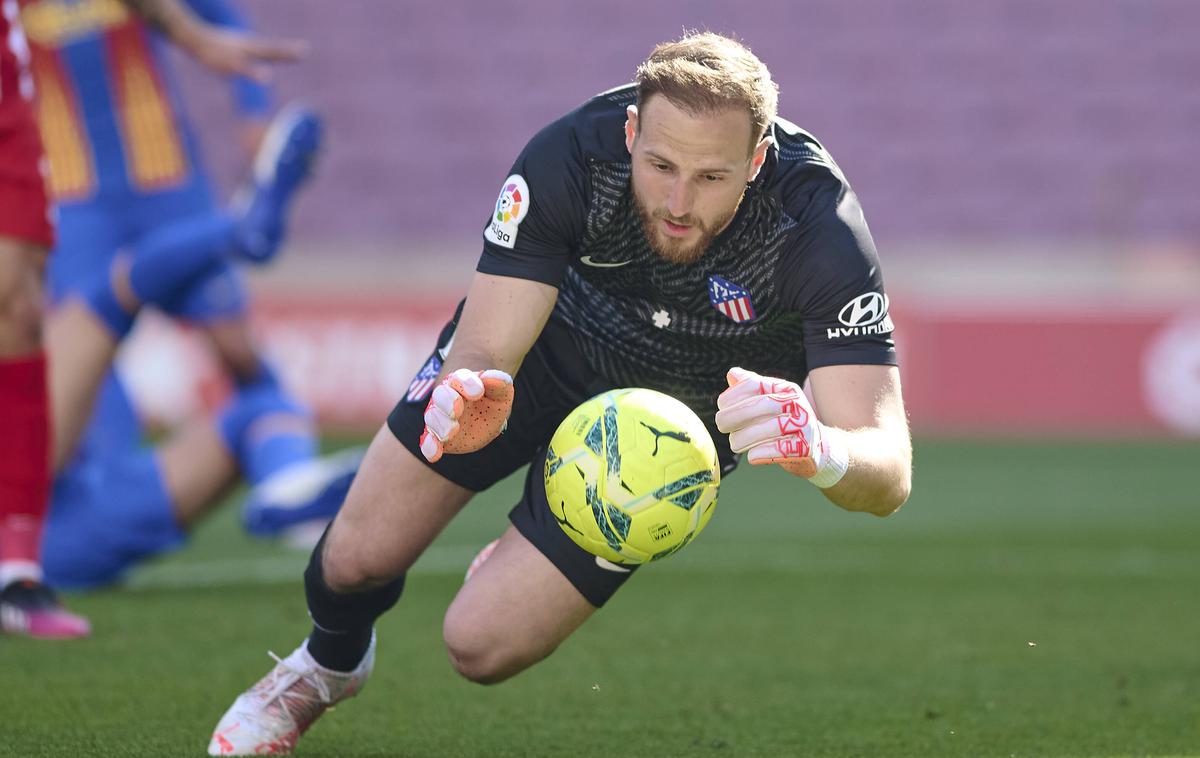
[209,31,912,756]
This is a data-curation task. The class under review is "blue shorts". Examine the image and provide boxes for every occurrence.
[49,188,249,324]
[43,448,184,590]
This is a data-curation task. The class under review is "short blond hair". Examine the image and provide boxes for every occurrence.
[635,32,778,151]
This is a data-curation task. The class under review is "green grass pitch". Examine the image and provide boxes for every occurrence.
[2,439,1198,757]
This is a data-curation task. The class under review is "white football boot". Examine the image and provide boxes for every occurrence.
[207,634,375,755]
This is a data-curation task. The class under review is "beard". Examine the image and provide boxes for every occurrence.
[633,183,745,265]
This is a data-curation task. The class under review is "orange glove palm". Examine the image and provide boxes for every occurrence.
[419,369,514,463]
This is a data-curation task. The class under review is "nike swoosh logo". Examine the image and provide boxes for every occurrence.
[580,256,633,268]
[437,332,455,361]
[595,556,632,573]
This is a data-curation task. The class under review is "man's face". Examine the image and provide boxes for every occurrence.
[625,96,768,264]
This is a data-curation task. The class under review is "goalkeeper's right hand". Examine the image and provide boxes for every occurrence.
[419,369,514,463]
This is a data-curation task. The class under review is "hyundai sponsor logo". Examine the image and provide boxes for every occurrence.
[829,292,893,339]
[838,292,889,327]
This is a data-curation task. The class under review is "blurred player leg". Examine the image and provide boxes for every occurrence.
[0,289,91,637]
[45,217,243,471]
[155,241,357,542]
[211,374,362,543]
[43,299,120,472]
[230,105,323,263]
[141,105,326,423]
[239,445,365,546]
[0,236,89,637]
[162,380,317,530]
[41,378,335,590]
[0,2,91,632]
[203,317,270,383]
[46,283,338,516]
[0,170,89,637]
[172,309,360,544]
[45,212,339,508]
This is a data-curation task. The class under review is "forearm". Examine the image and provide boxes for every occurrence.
[416,276,556,463]
[120,0,200,40]
[441,347,520,378]
[441,274,558,378]
[437,327,542,388]
[122,0,305,81]
[818,425,911,517]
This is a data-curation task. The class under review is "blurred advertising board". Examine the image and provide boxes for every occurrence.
[118,295,1200,438]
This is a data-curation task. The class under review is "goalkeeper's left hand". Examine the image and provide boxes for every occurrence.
[714,366,849,489]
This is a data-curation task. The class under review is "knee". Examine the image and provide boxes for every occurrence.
[442,608,547,686]
[319,534,398,594]
[442,625,515,686]
[443,644,510,686]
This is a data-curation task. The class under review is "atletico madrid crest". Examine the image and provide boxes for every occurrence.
[406,355,442,403]
[708,275,756,323]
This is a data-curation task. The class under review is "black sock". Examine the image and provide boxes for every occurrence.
[303,530,405,672]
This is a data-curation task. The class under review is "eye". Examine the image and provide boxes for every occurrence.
[651,162,671,172]
[703,174,724,183]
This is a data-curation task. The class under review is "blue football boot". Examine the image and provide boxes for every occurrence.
[232,104,324,263]
[241,446,364,543]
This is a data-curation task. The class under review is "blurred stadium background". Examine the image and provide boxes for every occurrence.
[124,0,1200,440]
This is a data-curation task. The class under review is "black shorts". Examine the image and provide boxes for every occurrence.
[387,305,637,606]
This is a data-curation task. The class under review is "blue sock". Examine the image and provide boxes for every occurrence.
[217,379,318,486]
[128,213,237,306]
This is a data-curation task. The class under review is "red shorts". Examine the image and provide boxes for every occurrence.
[0,104,54,249]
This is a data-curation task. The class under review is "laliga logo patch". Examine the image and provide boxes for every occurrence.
[495,180,524,224]
[827,292,894,339]
[484,174,529,250]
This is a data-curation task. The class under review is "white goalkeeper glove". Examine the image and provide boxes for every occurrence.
[419,368,514,463]
[714,366,849,489]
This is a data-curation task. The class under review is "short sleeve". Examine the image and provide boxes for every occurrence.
[476,118,588,288]
[777,180,897,370]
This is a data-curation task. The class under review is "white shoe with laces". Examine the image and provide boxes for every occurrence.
[207,634,375,756]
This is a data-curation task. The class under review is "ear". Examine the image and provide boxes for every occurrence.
[624,105,639,155]
[747,134,770,182]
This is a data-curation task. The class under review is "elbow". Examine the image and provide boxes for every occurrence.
[821,439,913,517]
[868,477,910,517]
[869,445,913,517]
[854,467,911,517]
[828,477,910,517]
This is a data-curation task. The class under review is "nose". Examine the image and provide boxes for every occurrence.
[665,179,694,220]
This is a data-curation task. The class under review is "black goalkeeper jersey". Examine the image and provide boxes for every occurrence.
[477,84,896,422]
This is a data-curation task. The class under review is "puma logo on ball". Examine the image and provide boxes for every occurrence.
[639,421,691,456]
